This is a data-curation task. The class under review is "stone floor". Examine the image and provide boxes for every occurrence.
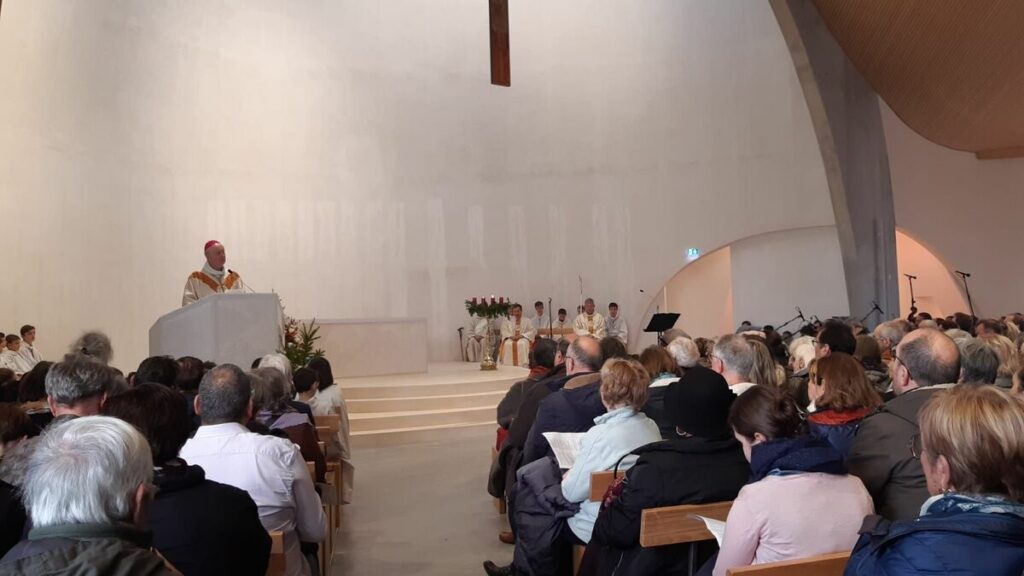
[331,427,512,575]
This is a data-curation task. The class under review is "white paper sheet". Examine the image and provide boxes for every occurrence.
[694,515,726,547]
[542,432,585,469]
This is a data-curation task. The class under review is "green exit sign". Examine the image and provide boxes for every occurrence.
[686,247,701,259]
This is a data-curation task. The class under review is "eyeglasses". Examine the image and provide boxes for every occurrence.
[892,351,914,381]
[909,433,923,459]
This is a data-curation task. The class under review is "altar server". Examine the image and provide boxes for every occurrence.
[499,304,536,368]
[533,301,551,337]
[573,298,607,338]
[182,240,244,306]
[606,302,628,345]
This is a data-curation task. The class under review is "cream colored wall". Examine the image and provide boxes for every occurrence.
[883,104,1023,319]
[662,246,734,339]
[895,230,968,319]
[0,1,836,368]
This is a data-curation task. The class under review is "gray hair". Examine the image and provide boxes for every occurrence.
[67,331,114,365]
[712,334,754,380]
[568,336,602,371]
[258,353,293,383]
[252,367,290,413]
[22,416,152,528]
[45,358,115,406]
[874,319,912,349]
[959,339,999,384]
[666,337,700,368]
[197,364,251,425]
[662,329,691,346]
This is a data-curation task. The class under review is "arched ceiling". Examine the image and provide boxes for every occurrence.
[812,0,1024,158]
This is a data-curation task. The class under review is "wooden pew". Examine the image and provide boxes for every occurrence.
[640,500,732,547]
[726,551,851,576]
[265,531,286,576]
[315,414,341,434]
[588,470,623,501]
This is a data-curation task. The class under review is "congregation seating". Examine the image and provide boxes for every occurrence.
[266,531,286,576]
[725,551,851,576]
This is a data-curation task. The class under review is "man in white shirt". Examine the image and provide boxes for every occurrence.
[17,325,42,369]
[711,334,757,395]
[606,302,628,345]
[180,364,326,576]
[0,335,33,377]
[572,298,607,338]
[532,301,550,337]
[552,308,572,341]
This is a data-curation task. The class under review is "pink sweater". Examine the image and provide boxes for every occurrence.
[713,473,873,576]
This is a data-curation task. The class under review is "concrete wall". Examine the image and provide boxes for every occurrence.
[0,1,837,367]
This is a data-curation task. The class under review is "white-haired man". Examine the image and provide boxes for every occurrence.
[0,416,175,574]
[710,334,757,395]
[182,240,244,306]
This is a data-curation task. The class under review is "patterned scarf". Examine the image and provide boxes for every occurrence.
[923,492,1024,520]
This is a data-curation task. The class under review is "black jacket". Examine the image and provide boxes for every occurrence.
[524,374,606,464]
[0,480,26,559]
[150,461,271,576]
[0,523,175,576]
[582,436,750,576]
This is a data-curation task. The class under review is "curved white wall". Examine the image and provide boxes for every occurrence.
[0,1,836,367]
[883,104,1023,319]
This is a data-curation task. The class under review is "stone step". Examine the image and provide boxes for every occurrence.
[350,421,496,449]
[349,406,495,433]
[346,390,506,414]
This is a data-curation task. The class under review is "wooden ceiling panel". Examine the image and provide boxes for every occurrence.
[811,0,1024,155]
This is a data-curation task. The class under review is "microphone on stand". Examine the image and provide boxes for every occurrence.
[903,273,918,280]
[796,306,806,321]
[954,270,971,278]
[229,270,256,294]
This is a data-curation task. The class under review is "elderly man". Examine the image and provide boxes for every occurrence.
[180,364,325,576]
[573,298,607,338]
[499,304,536,368]
[958,339,999,384]
[710,334,757,395]
[182,240,244,306]
[46,356,115,417]
[873,319,913,362]
[0,417,176,575]
[847,328,961,521]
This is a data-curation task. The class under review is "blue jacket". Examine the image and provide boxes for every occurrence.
[524,374,607,463]
[845,508,1024,575]
[806,408,872,460]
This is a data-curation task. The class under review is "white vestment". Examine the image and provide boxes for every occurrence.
[552,319,573,341]
[17,344,42,369]
[0,349,33,376]
[499,317,536,368]
[533,314,551,337]
[606,315,628,344]
[464,316,490,362]
[182,262,244,306]
[572,312,608,338]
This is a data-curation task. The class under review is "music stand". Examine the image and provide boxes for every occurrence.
[644,313,681,346]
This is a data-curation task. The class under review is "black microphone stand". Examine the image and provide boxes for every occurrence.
[955,271,976,319]
[548,297,553,338]
[904,274,918,321]
[859,301,884,324]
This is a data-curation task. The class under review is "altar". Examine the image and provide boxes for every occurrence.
[314,318,428,378]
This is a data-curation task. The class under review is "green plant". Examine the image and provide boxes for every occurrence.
[280,317,325,371]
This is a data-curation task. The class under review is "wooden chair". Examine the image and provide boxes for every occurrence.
[638,500,734,575]
[315,414,341,434]
[265,531,286,576]
[726,551,851,576]
[306,461,317,479]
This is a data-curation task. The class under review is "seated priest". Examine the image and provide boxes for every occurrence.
[182,240,244,306]
[499,304,536,368]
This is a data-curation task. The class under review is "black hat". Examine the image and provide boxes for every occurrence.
[663,365,734,439]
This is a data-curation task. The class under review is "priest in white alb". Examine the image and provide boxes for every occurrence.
[182,240,244,306]
[499,304,536,368]
[573,298,607,338]
[464,313,490,362]
[606,302,628,345]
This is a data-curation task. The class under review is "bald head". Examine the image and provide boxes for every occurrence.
[567,336,602,374]
[196,364,251,424]
[893,328,961,394]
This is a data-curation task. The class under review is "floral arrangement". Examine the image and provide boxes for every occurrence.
[466,295,512,319]
[280,315,325,371]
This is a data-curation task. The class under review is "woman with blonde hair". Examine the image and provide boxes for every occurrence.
[846,385,1024,575]
[977,333,1021,389]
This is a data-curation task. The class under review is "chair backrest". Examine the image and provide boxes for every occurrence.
[725,551,850,576]
[316,425,331,440]
[589,470,623,501]
[265,530,286,576]
[315,414,341,433]
[318,440,325,454]
[306,461,316,479]
[639,500,733,548]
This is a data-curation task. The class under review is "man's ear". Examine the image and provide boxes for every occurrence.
[98,392,108,410]
[193,394,202,416]
[131,482,150,528]
[244,398,254,422]
[47,395,58,414]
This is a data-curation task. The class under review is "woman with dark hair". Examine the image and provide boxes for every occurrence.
[704,385,872,576]
[306,356,354,502]
[806,354,883,457]
[582,368,749,576]
[846,385,1024,575]
[102,383,271,576]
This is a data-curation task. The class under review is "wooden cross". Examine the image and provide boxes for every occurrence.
[489,0,510,86]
